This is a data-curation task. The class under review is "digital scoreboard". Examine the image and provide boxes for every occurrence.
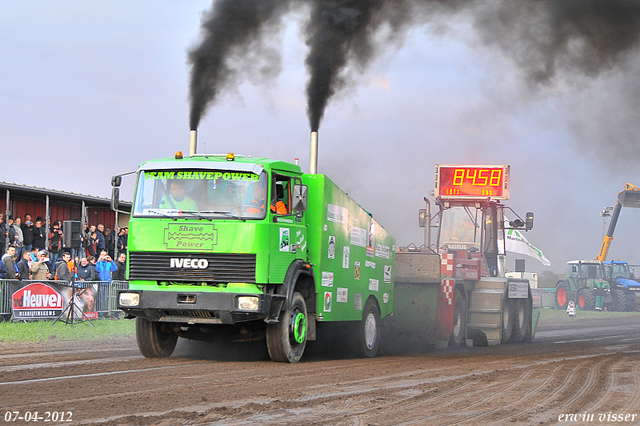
[435,164,510,200]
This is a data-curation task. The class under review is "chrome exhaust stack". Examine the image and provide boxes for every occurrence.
[189,129,197,156]
[310,131,318,174]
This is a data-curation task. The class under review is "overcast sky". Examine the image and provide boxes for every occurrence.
[2,1,640,273]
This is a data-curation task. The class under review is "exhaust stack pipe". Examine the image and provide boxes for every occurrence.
[189,129,197,156]
[310,131,318,174]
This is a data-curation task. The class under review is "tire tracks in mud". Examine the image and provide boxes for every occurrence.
[3,316,640,426]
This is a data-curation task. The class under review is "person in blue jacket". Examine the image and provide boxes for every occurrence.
[95,250,117,282]
[95,250,118,315]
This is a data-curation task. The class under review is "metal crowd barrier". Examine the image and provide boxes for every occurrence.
[0,279,129,321]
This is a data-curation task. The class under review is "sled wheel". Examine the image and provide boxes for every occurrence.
[449,289,466,349]
[501,298,514,343]
[510,298,530,343]
[266,292,307,363]
[136,317,178,358]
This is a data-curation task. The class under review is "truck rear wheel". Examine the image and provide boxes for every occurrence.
[449,289,466,349]
[359,299,381,358]
[501,299,514,343]
[556,282,571,310]
[266,291,307,363]
[510,298,530,343]
[136,317,178,358]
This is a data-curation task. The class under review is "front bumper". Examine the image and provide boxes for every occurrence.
[117,290,285,324]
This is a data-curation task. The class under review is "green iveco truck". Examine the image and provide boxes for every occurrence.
[114,151,394,363]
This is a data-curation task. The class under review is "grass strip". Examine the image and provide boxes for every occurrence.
[0,317,136,343]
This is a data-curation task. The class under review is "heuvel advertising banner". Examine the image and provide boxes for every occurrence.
[10,282,99,320]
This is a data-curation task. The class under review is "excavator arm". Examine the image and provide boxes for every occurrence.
[596,184,640,262]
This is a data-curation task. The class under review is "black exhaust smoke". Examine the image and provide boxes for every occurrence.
[187,0,640,159]
[304,0,386,132]
[187,0,292,131]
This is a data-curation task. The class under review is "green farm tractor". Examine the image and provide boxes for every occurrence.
[556,260,608,311]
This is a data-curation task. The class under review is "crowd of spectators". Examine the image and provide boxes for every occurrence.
[0,212,128,282]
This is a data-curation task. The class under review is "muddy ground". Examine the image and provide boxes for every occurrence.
[1,314,640,426]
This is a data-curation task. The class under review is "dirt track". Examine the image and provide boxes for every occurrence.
[1,314,640,426]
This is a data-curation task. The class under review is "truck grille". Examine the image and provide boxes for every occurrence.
[129,252,256,283]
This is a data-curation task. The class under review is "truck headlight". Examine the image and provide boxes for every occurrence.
[237,296,259,311]
[119,292,140,307]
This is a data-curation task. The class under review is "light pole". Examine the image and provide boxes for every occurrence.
[600,206,613,240]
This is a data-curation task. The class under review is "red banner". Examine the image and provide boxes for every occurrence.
[10,282,98,320]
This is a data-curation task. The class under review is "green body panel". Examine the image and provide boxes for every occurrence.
[302,174,396,322]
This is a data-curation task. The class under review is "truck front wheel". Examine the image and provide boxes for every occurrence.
[136,317,178,358]
[359,299,381,358]
[266,291,307,363]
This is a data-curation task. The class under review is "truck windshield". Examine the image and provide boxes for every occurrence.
[439,206,480,250]
[132,169,268,219]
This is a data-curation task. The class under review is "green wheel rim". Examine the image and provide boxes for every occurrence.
[292,312,306,344]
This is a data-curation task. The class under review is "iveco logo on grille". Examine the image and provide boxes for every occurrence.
[170,258,209,269]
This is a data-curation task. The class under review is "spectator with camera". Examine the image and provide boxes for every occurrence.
[95,250,117,282]
[21,214,35,253]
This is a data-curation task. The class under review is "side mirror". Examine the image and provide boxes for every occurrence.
[111,175,122,187]
[292,184,308,213]
[418,209,427,228]
[111,187,120,211]
[525,212,534,230]
[509,218,525,228]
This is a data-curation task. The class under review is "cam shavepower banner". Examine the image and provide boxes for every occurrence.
[10,282,99,320]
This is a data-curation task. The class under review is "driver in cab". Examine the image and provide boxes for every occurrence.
[247,180,287,215]
[159,180,198,211]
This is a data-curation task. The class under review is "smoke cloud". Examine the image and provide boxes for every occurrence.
[188,0,640,148]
